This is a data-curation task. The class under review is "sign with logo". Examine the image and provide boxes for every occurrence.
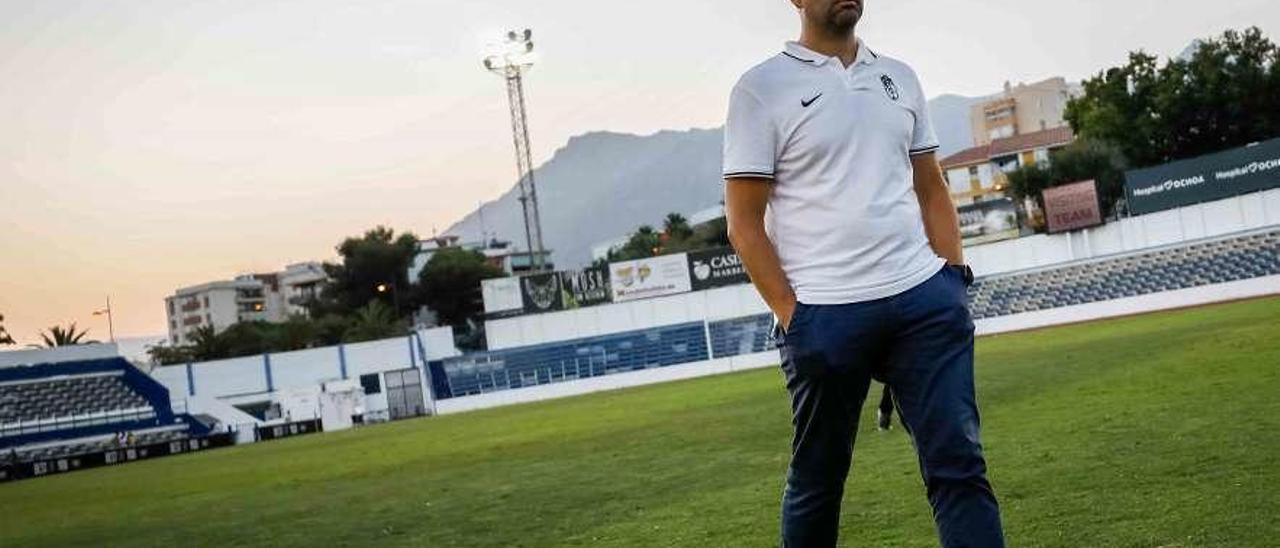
[1125,137,1280,215]
[609,253,692,303]
[880,74,900,101]
[481,277,523,316]
[687,247,749,291]
[1043,180,1103,233]
[520,272,564,314]
[956,198,1021,245]
[561,266,611,309]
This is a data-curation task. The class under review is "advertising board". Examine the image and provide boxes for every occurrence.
[519,272,564,314]
[1125,137,1280,215]
[687,247,749,291]
[561,266,611,309]
[1043,179,1103,233]
[957,198,1021,245]
[609,253,692,303]
[481,277,523,316]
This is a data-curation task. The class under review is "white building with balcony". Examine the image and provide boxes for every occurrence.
[280,262,327,317]
[164,262,329,346]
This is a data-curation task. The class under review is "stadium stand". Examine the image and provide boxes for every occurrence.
[968,228,1279,319]
[0,357,209,468]
[430,321,708,398]
[708,314,774,359]
[429,228,1279,399]
[0,372,150,425]
[13,426,189,463]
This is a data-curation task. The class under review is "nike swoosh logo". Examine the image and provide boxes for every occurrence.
[801,93,822,107]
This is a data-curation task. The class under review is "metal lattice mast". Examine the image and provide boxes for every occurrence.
[485,29,547,271]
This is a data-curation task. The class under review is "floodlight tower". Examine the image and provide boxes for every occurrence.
[483,29,547,271]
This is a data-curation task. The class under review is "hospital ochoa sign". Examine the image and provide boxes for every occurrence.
[1125,137,1280,215]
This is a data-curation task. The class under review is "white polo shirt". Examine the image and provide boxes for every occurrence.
[723,39,945,304]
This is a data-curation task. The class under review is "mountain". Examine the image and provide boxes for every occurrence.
[444,96,983,268]
[444,129,725,269]
[929,94,983,157]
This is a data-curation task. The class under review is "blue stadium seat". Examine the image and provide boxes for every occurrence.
[968,229,1280,319]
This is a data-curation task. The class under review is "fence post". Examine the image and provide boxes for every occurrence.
[263,354,274,393]
[703,319,715,361]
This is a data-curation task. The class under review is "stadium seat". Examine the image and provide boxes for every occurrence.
[968,229,1280,319]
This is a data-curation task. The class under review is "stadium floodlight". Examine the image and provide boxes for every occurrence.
[482,28,547,271]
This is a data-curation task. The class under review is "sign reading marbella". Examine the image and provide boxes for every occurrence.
[1125,137,1280,215]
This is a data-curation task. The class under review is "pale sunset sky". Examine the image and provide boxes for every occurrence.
[1,0,1276,346]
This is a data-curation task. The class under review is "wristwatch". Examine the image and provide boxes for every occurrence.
[948,263,975,287]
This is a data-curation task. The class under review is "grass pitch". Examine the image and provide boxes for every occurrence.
[2,297,1278,547]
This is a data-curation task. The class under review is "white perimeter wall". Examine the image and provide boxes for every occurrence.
[967,188,1280,277]
[487,188,1280,350]
[151,327,459,418]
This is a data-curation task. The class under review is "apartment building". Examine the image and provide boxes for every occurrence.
[280,262,327,317]
[941,127,1076,204]
[164,262,327,345]
[970,77,1080,146]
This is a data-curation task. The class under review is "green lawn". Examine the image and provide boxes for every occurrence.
[2,297,1278,547]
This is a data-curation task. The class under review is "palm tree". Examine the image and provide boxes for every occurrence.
[615,225,663,260]
[187,325,223,361]
[663,213,694,242]
[34,323,95,348]
[344,301,403,343]
[0,313,14,345]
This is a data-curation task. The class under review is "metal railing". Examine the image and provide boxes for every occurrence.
[0,407,156,438]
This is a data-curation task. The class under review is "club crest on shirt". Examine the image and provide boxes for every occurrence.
[880,74,900,101]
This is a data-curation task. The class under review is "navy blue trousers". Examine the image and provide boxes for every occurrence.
[777,267,1005,547]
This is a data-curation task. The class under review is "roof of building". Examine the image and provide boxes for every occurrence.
[939,126,1075,169]
[170,278,260,297]
[989,126,1075,157]
[939,144,993,169]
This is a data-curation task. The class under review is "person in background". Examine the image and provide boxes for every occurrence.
[876,384,895,431]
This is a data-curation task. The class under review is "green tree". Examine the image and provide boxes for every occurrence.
[315,226,420,319]
[662,213,694,243]
[416,247,505,327]
[1065,27,1280,168]
[1006,139,1129,217]
[311,314,352,346]
[215,322,275,357]
[269,315,320,352]
[612,225,662,261]
[34,323,95,348]
[693,216,731,249]
[146,342,193,366]
[187,325,224,362]
[0,313,13,345]
[343,301,404,343]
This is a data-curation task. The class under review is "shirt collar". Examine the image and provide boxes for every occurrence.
[782,38,878,68]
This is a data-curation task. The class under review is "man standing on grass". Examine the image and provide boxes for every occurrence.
[722,1,1005,546]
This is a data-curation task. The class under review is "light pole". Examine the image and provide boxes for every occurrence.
[92,296,115,343]
[483,28,547,271]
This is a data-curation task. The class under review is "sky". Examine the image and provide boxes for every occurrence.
[1,0,1276,346]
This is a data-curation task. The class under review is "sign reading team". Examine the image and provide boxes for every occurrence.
[481,247,750,318]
